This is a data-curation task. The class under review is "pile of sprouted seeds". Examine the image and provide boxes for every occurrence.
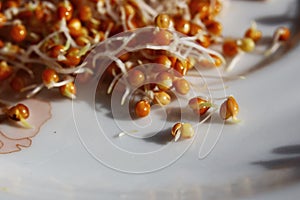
[0,0,291,142]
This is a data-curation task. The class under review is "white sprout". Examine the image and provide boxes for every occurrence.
[104,0,119,22]
[120,6,128,31]
[134,0,158,22]
[264,27,290,57]
[225,52,244,72]
[96,0,106,15]
[59,18,78,48]
[4,7,19,20]
[26,84,44,98]
[46,76,74,89]
[0,55,34,78]
[42,1,57,11]
[177,0,191,20]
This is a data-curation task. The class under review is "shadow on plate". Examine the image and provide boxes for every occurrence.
[253,144,300,170]
[178,145,300,200]
[142,128,173,145]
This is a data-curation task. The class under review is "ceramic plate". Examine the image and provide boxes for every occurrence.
[1,0,300,199]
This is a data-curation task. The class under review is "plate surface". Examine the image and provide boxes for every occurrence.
[1,0,300,199]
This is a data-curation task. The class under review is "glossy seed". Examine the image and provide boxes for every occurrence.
[42,68,59,87]
[154,13,171,29]
[153,29,173,45]
[173,60,188,76]
[156,71,173,91]
[79,5,92,22]
[127,69,145,87]
[135,100,151,118]
[0,61,13,81]
[48,45,65,58]
[189,23,203,36]
[205,20,223,36]
[62,48,81,66]
[174,18,191,35]
[181,123,195,138]
[171,122,194,141]
[57,2,73,21]
[220,96,239,121]
[10,24,27,42]
[60,82,76,99]
[238,37,255,52]
[153,91,171,106]
[244,27,262,43]
[222,40,239,57]
[275,27,290,41]
[7,103,30,121]
[188,97,210,115]
[67,18,82,37]
[155,55,172,68]
[173,78,190,95]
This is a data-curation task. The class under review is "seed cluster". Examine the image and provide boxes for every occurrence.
[0,0,291,141]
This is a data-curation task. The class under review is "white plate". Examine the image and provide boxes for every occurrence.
[1,0,300,199]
